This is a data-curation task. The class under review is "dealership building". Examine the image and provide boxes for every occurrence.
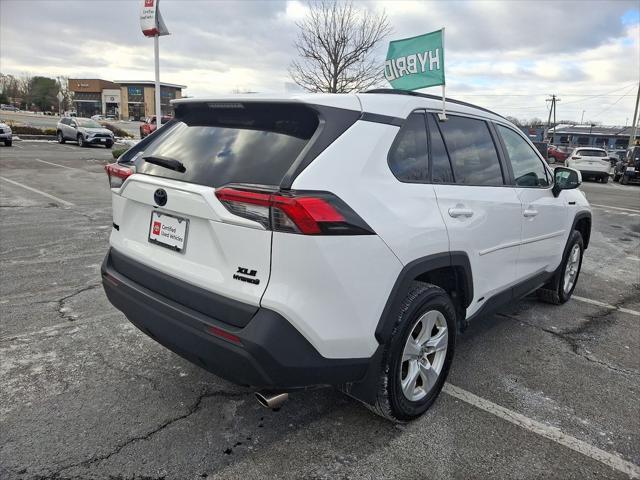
[68,79,186,120]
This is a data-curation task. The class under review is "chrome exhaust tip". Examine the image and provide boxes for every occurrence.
[255,391,289,410]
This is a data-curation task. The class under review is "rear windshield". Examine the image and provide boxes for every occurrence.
[126,103,319,187]
[577,149,607,157]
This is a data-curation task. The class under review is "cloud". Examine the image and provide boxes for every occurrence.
[1,0,638,124]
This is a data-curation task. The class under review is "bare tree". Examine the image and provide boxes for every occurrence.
[289,1,391,93]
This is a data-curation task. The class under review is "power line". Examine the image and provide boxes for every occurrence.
[591,84,637,117]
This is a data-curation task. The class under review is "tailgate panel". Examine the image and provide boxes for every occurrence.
[110,177,271,309]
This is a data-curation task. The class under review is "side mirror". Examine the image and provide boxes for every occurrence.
[552,167,581,197]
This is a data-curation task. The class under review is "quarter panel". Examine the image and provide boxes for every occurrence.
[261,234,403,359]
[291,121,450,266]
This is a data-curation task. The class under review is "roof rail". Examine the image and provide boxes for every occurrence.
[363,88,505,119]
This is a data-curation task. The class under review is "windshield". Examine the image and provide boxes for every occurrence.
[577,149,607,157]
[76,118,102,128]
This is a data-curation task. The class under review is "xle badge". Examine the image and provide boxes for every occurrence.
[233,267,260,285]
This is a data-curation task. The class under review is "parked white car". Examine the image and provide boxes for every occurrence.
[101,91,591,422]
[0,121,12,146]
[565,147,611,183]
[91,114,106,121]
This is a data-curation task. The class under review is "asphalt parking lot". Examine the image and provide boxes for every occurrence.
[0,141,639,480]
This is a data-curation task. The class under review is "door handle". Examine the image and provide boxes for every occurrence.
[448,207,474,218]
[523,208,539,218]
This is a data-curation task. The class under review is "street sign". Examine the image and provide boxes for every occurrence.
[384,29,445,91]
[140,0,170,37]
[56,92,64,102]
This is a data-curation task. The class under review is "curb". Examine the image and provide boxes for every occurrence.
[15,134,57,141]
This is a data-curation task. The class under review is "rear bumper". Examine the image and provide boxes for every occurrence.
[101,248,369,389]
[575,168,609,176]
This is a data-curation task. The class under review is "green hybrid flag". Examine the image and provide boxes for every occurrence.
[384,29,445,91]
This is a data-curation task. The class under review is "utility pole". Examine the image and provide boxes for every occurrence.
[628,82,640,149]
[581,110,585,124]
[546,94,560,141]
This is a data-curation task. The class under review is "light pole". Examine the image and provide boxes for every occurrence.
[154,35,161,128]
[581,110,585,124]
[140,0,170,128]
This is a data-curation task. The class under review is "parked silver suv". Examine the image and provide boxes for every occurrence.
[56,117,114,148]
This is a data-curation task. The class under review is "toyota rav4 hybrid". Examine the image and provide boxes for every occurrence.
[56,117,114,148]
[101,90,591,421]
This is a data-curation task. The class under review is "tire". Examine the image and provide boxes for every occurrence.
[57,131,65,144]
[601,174,608,184]
[105,140,113,149]
[369,282,456,422]
[4,139,12,147]
[621,174,629,185]
[537,230,584,305]
[614,173,621,182]
[77,134,85,147]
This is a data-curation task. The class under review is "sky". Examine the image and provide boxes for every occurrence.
[1,0,638,126]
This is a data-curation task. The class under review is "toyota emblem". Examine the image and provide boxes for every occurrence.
[154,188,167,206]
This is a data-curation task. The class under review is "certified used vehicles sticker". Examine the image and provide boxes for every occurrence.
[148,211,188,252]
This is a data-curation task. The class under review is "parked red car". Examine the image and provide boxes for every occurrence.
[547,144,572,163]
[139,116,173,138]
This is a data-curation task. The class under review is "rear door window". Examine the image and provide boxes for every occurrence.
[126,103,319,188]
[427,114,454,183]
[438,115,504,186]
[576,149,607,157]
[388,112,429,182]
[497,125,550,187]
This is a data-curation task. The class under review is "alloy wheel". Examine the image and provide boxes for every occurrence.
[400,310,448,402]
[563,243,581,294]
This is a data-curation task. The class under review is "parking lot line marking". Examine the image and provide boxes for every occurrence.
[0,176,75,207]
[35,158,78,171]
[35,158,102,175]
[572,295,640,317]
[443,384,640,479]
[591,204,640,214]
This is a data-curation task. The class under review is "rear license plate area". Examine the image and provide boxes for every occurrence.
[148,211,188,253]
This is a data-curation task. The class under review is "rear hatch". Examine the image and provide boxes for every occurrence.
[108,101,328,322]
[573,149,609,170]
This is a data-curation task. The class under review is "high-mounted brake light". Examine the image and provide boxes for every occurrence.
[215,187,374,236]
[105,163,134,188]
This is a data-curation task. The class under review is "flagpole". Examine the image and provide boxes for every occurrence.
[154,34,161,128]
[440,27,446,121]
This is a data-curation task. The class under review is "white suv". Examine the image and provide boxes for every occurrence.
[565,147,611,183]
[101,91,591,421]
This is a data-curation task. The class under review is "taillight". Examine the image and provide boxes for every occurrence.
[215,187,374,235]
[105,163,134,188]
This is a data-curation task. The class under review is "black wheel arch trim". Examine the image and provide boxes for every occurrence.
[374,251,473,344]
[571,210,591,249]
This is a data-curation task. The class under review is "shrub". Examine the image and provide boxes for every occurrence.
[102,123,133,138]
[43,128,56,136]
[11,125,47,135]
[112,148,128,159]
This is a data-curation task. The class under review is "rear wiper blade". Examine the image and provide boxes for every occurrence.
[143,155,186,173]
